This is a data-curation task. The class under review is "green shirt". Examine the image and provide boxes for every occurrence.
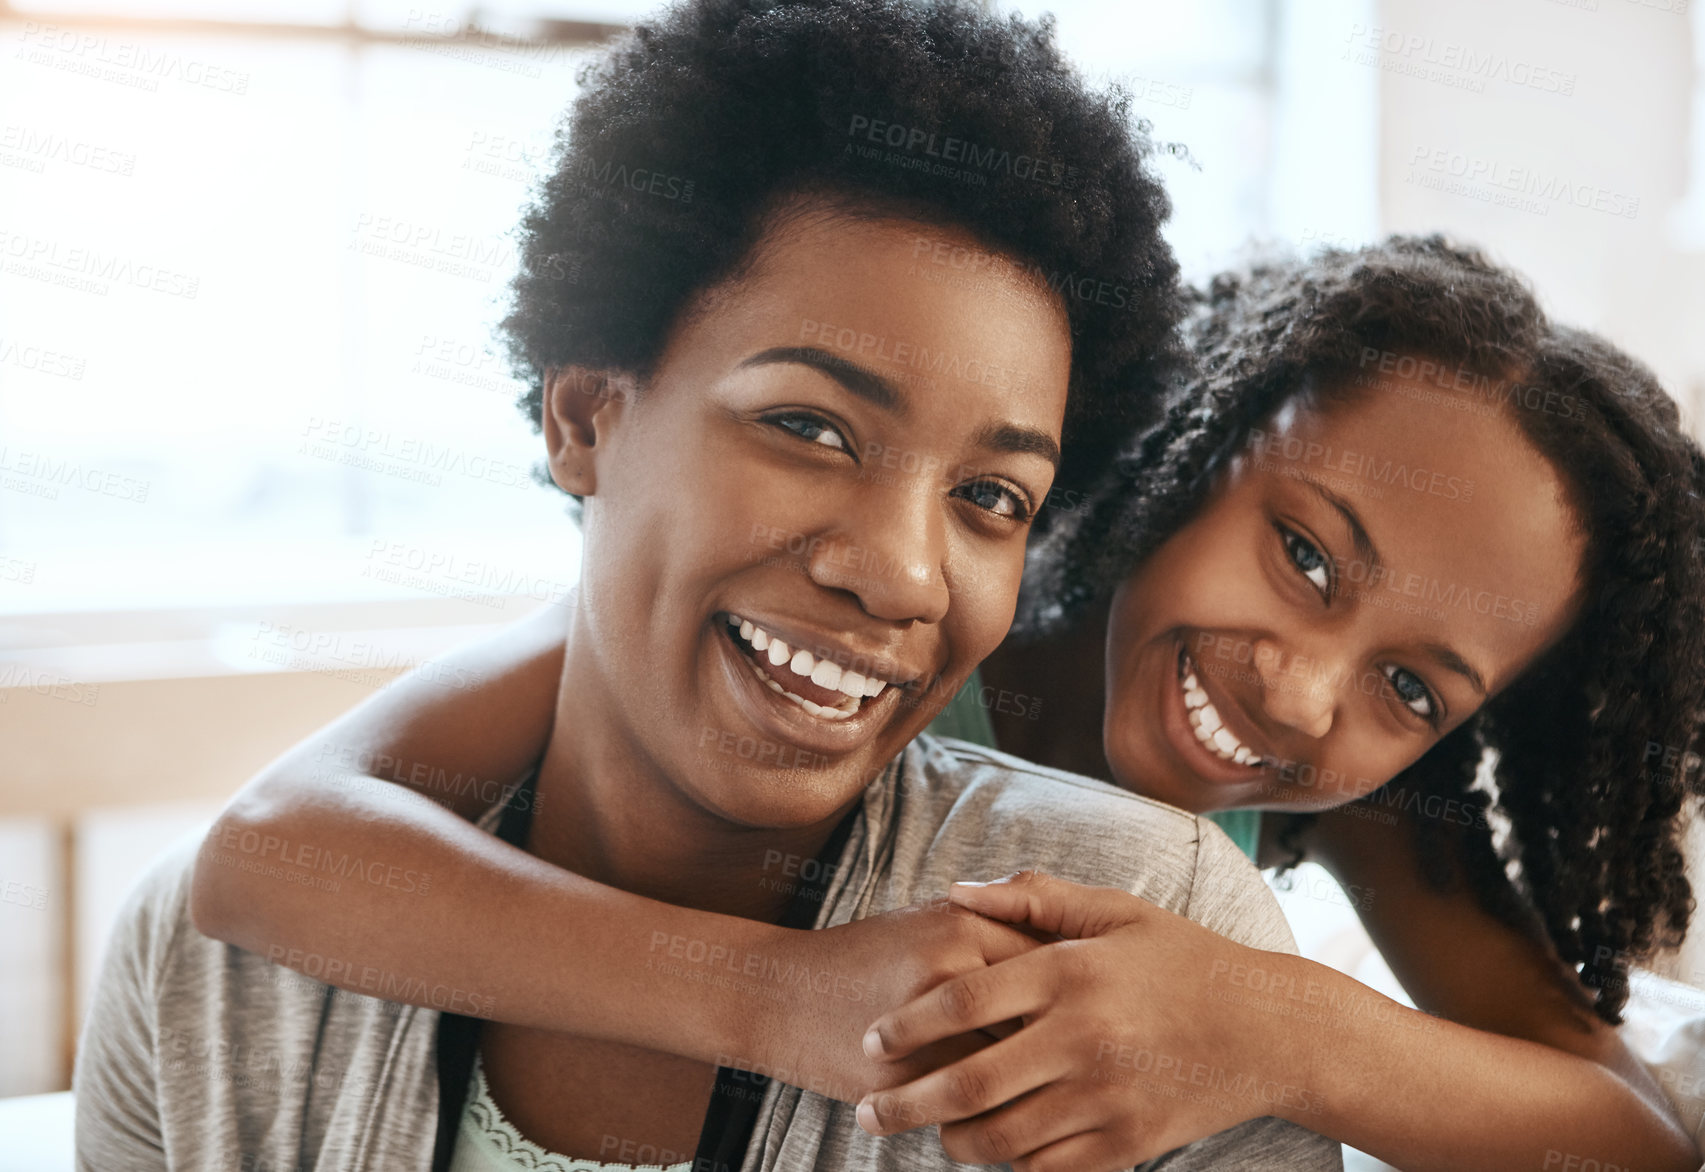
[926,667,1262,863]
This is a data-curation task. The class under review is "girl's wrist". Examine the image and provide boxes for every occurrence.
[1211,949,1339,1126]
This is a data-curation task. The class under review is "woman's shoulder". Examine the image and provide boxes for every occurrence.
[892,736,1290,950]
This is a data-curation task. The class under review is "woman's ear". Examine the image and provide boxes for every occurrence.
[541,366,636,496]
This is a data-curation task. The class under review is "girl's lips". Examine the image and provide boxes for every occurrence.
[1158,640,1269,787]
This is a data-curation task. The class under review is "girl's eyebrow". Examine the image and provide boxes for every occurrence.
[1301,477,1382,579]
[1420,642,1488,696]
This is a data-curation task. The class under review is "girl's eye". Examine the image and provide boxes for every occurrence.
[769,411,849,452]
[955,480,1033,522]
[1280,527,1331,597]
[1381,663,1437,723]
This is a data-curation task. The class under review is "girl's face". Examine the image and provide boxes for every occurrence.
[1103,375,1588,814]
[555,206,1072,829]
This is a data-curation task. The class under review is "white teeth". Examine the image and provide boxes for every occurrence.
[1180,652,1258,768]
[728,617,873,721]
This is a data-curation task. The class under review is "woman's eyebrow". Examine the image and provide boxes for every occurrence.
[740,344,1058,468]
[738,346,902,412]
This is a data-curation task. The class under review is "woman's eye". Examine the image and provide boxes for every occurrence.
[1281,527,1331,596]
[1381,663,1436,722]
[770,412,848,452]
[956,480,1032,522]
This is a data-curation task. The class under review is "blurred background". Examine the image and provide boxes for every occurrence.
[1,0,1702,1163]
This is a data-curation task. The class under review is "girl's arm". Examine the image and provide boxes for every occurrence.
[855,828,1701,1172]
[189,605,1034,1096]
[1296,799,1699,1168]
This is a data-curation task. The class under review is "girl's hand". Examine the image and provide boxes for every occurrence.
[854,871,1315,1172]
[746,900,1047,1117]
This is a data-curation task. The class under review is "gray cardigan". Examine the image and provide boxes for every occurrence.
[75,735,1341,1171]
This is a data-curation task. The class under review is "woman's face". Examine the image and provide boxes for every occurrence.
[555,205,1071,829]
[1103,375,1587,814]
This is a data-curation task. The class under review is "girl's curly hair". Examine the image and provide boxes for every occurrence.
[1023,235,1705,1022]
[502,0,1187,517]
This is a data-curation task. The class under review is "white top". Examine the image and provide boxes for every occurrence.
[449,1052,692,1172]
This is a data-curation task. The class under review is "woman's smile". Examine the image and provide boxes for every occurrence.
[710,610,917,757]
[722,612,908,718]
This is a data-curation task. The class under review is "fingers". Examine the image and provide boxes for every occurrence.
[865,947,1057,1061]
[1012,1127,1155,1172]
[936,1083,1094,1166]
[949,870,1148,939]
[855,1030,1070,1135]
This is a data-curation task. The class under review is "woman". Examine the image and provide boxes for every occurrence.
[83,1,1341,1170]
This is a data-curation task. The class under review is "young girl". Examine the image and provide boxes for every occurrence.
[191,238,1705,1171]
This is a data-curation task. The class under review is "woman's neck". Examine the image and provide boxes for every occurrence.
[980,597,1115,785]
[522,642,856,924]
